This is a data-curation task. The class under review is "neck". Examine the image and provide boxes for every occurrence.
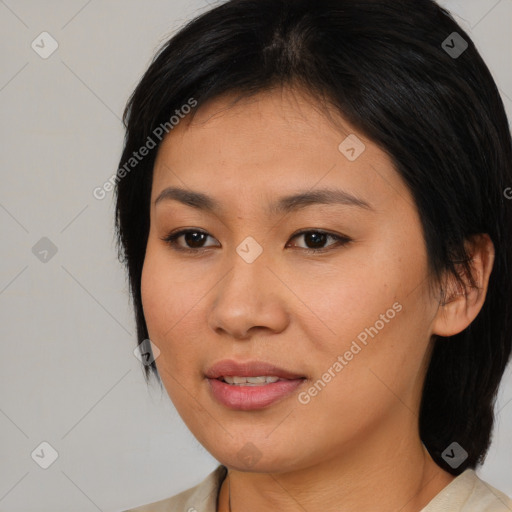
[217,421,455,512]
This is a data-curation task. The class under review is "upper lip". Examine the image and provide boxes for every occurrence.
[205,359,305,380]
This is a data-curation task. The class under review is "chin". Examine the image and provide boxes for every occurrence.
[210,442,311,474]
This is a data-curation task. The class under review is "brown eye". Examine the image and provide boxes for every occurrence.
[161,229,218,252]
[180,231,208,248]
[287,230,352,252]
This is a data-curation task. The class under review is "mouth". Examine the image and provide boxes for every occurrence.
[205,359,306,380]
[218,375,291,385]
[205,359,307,410]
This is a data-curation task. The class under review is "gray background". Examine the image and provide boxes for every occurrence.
[0,1,511,511]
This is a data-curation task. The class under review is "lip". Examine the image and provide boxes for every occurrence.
[205,359,306,410]
[204,359,305,380]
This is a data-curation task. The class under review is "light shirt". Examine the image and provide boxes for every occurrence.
[124,464,512,512]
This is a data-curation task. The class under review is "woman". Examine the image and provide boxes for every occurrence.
[116,0,512,510]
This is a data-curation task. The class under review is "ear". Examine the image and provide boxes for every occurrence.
[431,233,495,337]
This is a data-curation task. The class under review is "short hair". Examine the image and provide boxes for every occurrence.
[114,0,512,475]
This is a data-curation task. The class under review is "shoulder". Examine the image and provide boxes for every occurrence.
[468,472,512,512]
[123,464,228,512]
[421,469,512,512]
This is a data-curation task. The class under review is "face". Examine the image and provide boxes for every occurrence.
[141,87,440,473]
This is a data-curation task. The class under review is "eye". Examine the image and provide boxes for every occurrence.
[286,230,351,253]
[161,229,218,253]
[161,228,351,254]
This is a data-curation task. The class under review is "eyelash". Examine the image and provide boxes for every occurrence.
[160,229,352,255]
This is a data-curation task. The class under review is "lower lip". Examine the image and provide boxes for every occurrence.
[207,378,306,410]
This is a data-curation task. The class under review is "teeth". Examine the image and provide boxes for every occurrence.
[223,375,281,385]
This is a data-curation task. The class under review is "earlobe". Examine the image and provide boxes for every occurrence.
[431,233,495,338]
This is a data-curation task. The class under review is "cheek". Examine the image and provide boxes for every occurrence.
[141,245,197,336]
[140,246,209,376]
[290,252,427,399]
[140,255,194,403]
[140,252,166,335]
[287,255,400,347]
[140,248,186,373]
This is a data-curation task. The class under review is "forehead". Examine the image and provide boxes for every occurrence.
[151,88,414,217]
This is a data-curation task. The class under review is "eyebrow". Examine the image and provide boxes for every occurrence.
[154,186,373,214]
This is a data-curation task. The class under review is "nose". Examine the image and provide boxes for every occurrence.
[207,249,290,340]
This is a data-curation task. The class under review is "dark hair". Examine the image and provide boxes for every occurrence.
[114,0,512,475]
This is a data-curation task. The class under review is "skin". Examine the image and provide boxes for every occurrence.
[140,86,495,512]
